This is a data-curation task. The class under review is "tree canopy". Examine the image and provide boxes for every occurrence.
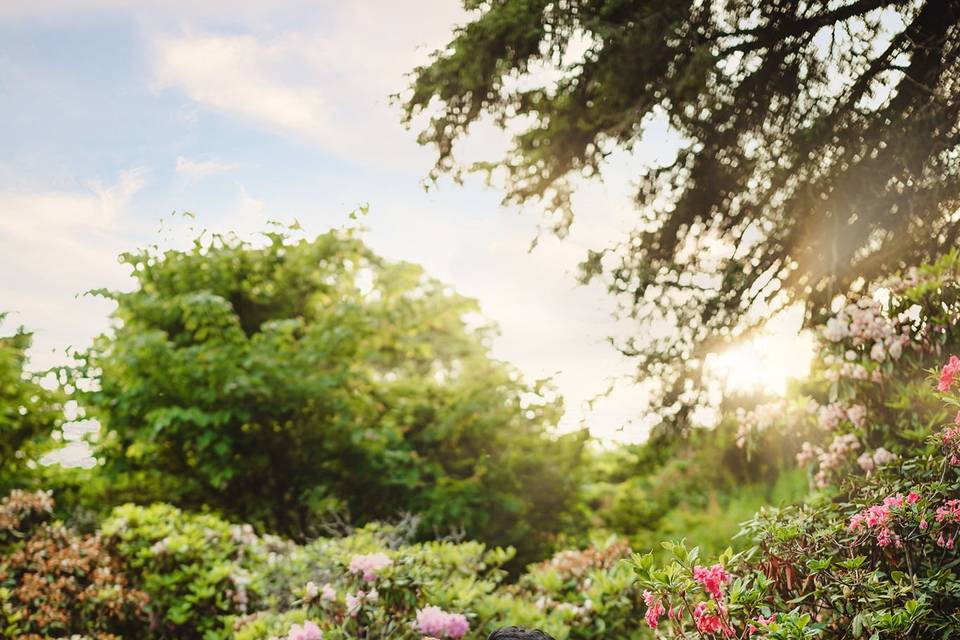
[402,0,960,431]
[76,228,585,563]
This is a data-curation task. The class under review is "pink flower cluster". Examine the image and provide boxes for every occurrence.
[345,588,378,617]
[415,606,469,639]
[935,499,960,548]
[693,563,731,600]
[693,602,734,637]
[817,402,865,431]
[937,355,960,392]
[348,552,392,582]
[643,563,735,635]
[848,493,919,548]
[642,591,665,629]
[734,401,787,448]
[942,422,960,465]
[304,581,336,603]
[285,621,322,640]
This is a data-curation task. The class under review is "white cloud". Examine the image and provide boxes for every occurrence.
[143,2,487,168]
[175,155,239,181]
[0,169,146,369]
[151,33,335,143]
[88,167,148,219]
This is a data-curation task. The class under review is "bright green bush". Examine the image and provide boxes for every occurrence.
[76,227,586,565]
[231,526,645,640]
[101,502,289,639]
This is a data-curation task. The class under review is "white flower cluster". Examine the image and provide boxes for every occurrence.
[734,400,788,448]
[534,594,594,619]
[230,571,251,611]
[816,402,866,430]
[798,434,862,488]
[820,298,910,381]
[304,580,337,603]
[857,447,897,473]
[345,588,379,616]
[230,523,259,545]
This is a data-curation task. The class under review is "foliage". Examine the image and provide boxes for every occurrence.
[101,502,289,639]
[86,509,651,640]
[76,227,586,564]
[0,490,149,639]
[737,251,960,489]
[582,418,807,558]
[0,318,63,491]
[402,0,960,431]
[232,524,645,640]
[635,354,960,639]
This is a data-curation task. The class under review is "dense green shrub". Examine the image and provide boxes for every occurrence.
[0,490,149,639]
[101,502,290,639]
[75,227,585,564]
[231,525,645,640]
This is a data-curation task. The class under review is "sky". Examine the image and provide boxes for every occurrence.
[0,1,810,451]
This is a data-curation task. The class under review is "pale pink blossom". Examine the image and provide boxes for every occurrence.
[415,606,469,639]
[349,552,392,581]
[287,621,322,640]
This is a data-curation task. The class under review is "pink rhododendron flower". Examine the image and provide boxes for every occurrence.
[443,613,469,639]
[321,583,336,601]
[415,606,469,639]
[345,592,363,617]
[693,563,731,600]
[942,427,960,464]
[287,621,322,640]
[348,552,392,581]
[938,355,960,392]
[937,499,960,521]
[693,602,734,637]
[848,493,925,547]
[643,590,665,628]
[938,532,955,549]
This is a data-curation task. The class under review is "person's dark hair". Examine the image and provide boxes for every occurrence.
[488,628,556,640]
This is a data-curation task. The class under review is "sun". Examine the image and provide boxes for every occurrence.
[705,309,815,396]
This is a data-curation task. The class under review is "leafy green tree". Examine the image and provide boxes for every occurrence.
[0,317,62,491]
[402,0,960,431]
[76,227,585,562]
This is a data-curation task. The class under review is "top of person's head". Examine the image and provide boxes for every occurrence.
[487,628,556,640]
